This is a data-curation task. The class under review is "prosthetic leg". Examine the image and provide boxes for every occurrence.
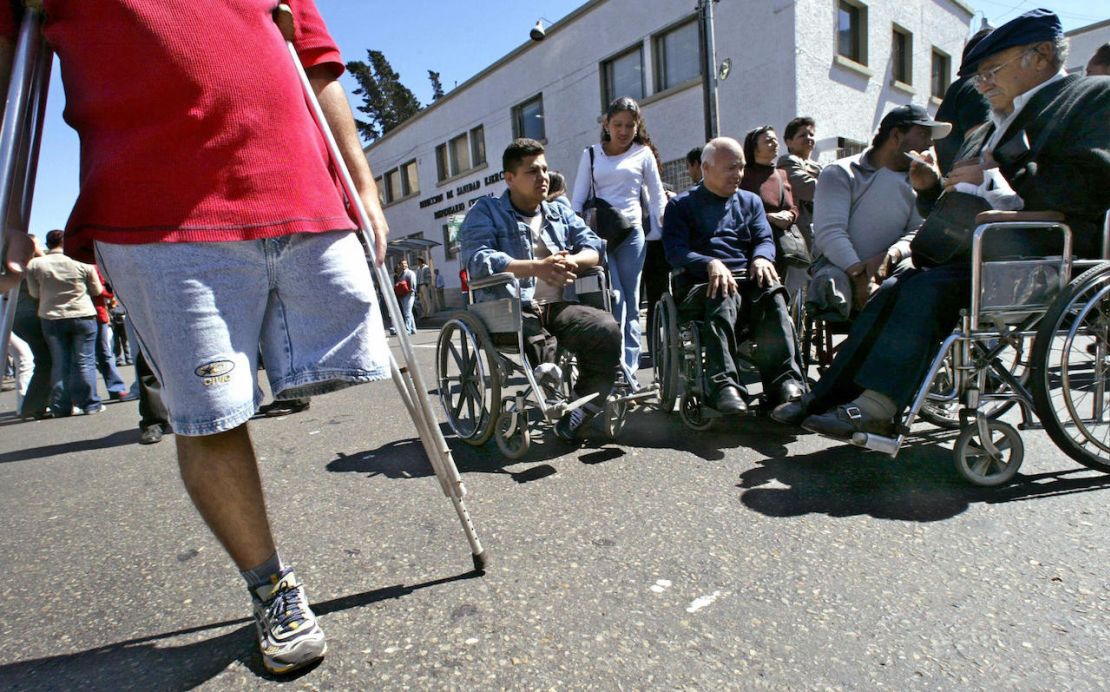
[274,6,486,571]
[0,6,51,368]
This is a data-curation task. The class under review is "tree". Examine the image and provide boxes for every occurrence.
[428,70,445,102]
[346,50,422,142]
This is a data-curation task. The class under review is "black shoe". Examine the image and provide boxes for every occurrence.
[801,404,895,440]
[109,391,137,402]
[258,399,311,417]
[139,424,164,445]
[714,385,748,415]
[770,394,812,426]
[775,381,805,407]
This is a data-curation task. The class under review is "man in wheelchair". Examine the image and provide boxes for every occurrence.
[460,138,622,441]
[773,9,1110,440]
[663,137,807,414]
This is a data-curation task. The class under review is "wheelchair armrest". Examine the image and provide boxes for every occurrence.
[468,272,518,291]
[975,210,1065,224]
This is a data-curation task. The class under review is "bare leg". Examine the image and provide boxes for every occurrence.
[175,424,276,570]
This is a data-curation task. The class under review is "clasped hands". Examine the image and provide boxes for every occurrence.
[707,257,778,299]
[533,251,578,286]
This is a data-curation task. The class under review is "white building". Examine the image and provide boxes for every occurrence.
[1064,18,1110,73]
[365,0,974,303]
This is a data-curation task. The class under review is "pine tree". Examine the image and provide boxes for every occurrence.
[345,50,422,142]
[428,70,445,101]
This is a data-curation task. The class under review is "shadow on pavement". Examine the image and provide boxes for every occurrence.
[0,429,139,465]
[0,571,480,691]
[737,432,1110,522]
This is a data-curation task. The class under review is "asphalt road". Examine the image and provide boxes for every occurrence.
[1,325,1107,690]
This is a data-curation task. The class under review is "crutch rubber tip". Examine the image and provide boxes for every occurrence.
[472,551,488,574]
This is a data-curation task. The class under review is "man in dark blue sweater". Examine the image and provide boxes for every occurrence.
[663,137,806,414]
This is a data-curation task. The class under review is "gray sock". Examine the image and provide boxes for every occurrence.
[851,389,898,420]
[241,552,284,594]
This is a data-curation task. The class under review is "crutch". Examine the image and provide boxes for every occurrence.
[0,6,51,369]
[274,5,487,572]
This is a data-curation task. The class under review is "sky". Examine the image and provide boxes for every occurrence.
[18,0,1109,239]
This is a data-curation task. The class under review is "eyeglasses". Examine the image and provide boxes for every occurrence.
[973,48,1033,86]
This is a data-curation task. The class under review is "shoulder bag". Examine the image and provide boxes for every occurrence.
[580,145,634,249]
[772,171,811,267]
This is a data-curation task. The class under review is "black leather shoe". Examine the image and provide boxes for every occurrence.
[770,394,811,426]
[139,424,164,445]
[801,404,895,440]
[776,380,805,406]
[714,385,748,415]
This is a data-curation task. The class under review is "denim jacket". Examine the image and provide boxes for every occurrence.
[461,191,606,305]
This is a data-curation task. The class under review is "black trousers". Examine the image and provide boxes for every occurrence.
[521,301,622,401]
[809,264,970,412]
[134,348,170,430]
[677,281,804,401]
[641,239,670,355]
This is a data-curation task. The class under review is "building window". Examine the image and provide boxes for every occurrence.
[512,94,546,141]
[837,0,867,65]
[401,160,419,197]
[384,168,402,204]
[435,128,486,184]
[654,19,700,91]
[931,49,951,99]
[470,126,486,167]
[891,25,912,85]
[836,136,867,160]
[659,157,694,193]
[435,144,448,182]
[443,217,463,260]
[602,45,644,106]
[374,176,385,205]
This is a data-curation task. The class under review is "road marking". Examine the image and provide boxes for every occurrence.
[686,590,722,613]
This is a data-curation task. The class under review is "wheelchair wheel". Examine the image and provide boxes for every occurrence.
[653,294,681,412]
[919,340,1027,430]
[679,392,712,431]
[437,313,501,445]
[494,406,530,459]
[603,394,627,439]
[953,420,1024,486]
[1031,263,1110,472]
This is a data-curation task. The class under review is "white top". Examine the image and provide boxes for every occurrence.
[517,207,563,305]
[571,143,668,241]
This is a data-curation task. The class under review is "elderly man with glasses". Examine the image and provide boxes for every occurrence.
[774,8,1110,441]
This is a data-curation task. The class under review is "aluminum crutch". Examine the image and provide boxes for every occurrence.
[0,6,51,368]
[274,5,486,572]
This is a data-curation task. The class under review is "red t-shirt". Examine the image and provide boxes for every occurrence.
[0,1,355,262]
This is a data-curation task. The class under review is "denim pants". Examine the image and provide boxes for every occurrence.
[95,320,127,395]
[400,293,417,334]
[607,226,646,380]
[12,299,54,416]
[41,315,101,414]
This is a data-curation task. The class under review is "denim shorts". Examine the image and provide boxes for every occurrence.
[95,231,390,436]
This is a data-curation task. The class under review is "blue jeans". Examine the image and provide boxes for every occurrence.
[41,316,101,414]
[400,293,416,334]
[95,320,127,395]
[607,226,646,381]
[12,298,55,416]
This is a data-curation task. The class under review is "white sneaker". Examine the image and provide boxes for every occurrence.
[251,568,327,674]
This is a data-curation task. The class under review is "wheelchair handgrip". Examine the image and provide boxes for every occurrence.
[468,272,518,291]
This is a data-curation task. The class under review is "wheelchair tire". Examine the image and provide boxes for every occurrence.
[1031,262,1110,472]
[494,407,530,459]
[437,312,502,446]
[953,420,1023,486]
[653,294,681,413]
[679,392,713,431]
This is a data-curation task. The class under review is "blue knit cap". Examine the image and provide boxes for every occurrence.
[958,8,1063,77]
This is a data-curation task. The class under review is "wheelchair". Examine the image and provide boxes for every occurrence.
[851,215,1110,486]
[435,267,648,459]
[652,270,800,430]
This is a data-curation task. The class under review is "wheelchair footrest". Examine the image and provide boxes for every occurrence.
[850,432,901,457]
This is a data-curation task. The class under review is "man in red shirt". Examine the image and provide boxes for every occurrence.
[1,1,391,675]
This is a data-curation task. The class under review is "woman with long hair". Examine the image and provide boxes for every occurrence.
[742,125,803,294]
[571,97,667,385]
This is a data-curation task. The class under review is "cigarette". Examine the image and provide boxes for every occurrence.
[904,152,931,166]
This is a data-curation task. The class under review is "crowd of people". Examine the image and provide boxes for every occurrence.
[1,1,1108,679]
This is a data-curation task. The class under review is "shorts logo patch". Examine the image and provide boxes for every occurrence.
[195,360,235,386]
